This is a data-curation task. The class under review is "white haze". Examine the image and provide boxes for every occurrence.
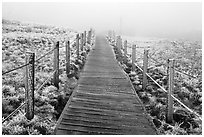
[2,2,202,41]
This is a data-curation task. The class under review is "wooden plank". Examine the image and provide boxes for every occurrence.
[58,122,153,135]
[67,105,144,118]
[61,117,154,131]
[63,112,151,125]
[57,126,119,135]
[69,103,144,113]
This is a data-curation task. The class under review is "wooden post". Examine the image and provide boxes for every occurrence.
[132,44,136,71]
[124,40,127,57]
[119,36,122,50]
[89,29,92,45]
[166,59,175,123]
[116,36,121,50]
[53,41,59,89]
[84,31,86,47]
[143,49,149,90]
[25,52,35,120]
[80,33,83,51]
[116,36,119,48]
[66,40,70,77]
[123,40,127,63]
[87,30,91,44]
[76,34,79,59]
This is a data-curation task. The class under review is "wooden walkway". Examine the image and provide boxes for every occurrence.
[55,35,157,135]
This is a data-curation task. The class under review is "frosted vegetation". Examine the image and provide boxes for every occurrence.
[2,19,90,135]
[111,34,202,135]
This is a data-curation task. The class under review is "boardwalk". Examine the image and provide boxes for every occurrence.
[55,35,157,135]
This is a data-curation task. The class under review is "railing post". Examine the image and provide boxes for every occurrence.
[116,36,122,62]
[124,40,127,63]
[84,31,86,47]
[25,52,35,120]
[53,41,59,89]
[119,36,122,50]
[80,33,83,51]
[166,59,175,123]
[116,36,122,50]
[87,30,91,44]
[76,34,79,59]
[132,44,136,71]
[124,40,127,56]
[66,40,70,77]
[143,49,149,90]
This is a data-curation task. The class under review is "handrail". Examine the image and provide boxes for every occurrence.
[2,46,56,75]
[135,63,167,93]
[134,62,202,121]
[2,48,63,123]
[2,63,30,75]
[2,54,57,124]
[109,34,202,122]
[2,29,94,124]
[130,45,200,80]
[2,100,28,123]
[35,69,57,94]
[35,47,56,62]
[174,68,198,79]
[3,49,61,123]
[148,54,199,79]
[3,39,74,76]
[148,55,167,67]
[59,38,76,49]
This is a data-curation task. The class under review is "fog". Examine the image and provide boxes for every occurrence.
[2,2,202,41]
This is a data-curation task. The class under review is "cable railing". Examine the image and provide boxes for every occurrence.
[35,47,57,62]
[2,29,94,124]
[2,100,28,123]
[134,63,202,121]
[132,47,200,80]
[107,34,202,123]
[2,63,30,75]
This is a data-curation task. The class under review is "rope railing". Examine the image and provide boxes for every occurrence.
[3,38,78,75]
[59,38,76,49]
[2,29,94,123]
[147,54,199,79]
[2,63,30,75]
[148,55,167,67]
[2,100,28,123]
[130,44,200,80]
[35,47,57,62]
[134,62,202,121]
[108,34,202,123]
[127,43,150,49]
[3,45,57,75]
[2,48,59,123]
[174,68,198,79]
[35,69,57,94]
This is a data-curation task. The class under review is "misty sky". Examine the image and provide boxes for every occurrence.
[2,2,202,39]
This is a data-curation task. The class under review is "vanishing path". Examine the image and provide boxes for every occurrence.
[55,35,156,135]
